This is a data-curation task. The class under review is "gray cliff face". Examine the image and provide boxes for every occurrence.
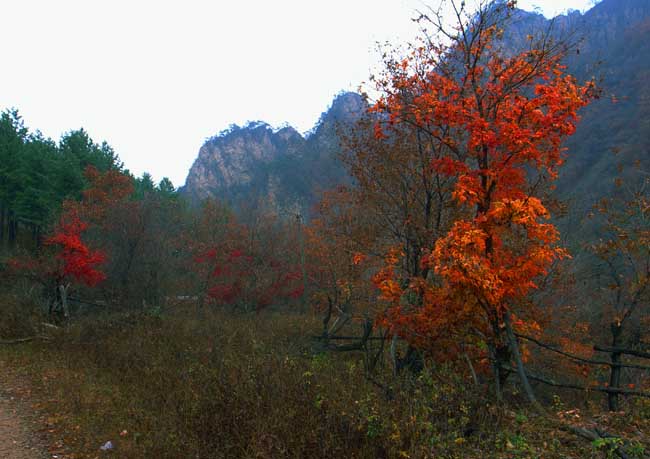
[182,93,366,215]
[184,123,305,204]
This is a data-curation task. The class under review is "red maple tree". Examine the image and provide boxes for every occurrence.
[8,209,105,320]
[45,210,106,287]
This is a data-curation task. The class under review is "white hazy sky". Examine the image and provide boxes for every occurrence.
[0,0,595,187]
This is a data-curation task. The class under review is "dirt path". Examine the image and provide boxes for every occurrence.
[0,368,49,459]
[0,398,46,458]
[0,391,49,458]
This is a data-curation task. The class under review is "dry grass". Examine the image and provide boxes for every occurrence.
[1,300,647,458]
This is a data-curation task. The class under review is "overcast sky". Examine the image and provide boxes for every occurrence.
[0,0,596,187]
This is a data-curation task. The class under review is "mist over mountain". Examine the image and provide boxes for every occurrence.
[182,0,650,221]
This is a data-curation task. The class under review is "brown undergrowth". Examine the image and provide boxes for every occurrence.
[0,300,647,458]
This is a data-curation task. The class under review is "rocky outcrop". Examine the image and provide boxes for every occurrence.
[184,122,305,203]
[181,92,366,215]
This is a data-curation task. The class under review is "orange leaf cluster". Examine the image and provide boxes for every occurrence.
[368,6,595,351]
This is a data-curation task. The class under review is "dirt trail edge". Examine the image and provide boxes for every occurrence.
[0,369,49,458]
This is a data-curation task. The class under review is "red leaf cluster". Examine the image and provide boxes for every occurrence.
[45,211,106,286]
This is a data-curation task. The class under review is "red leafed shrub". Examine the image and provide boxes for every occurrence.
[45,211,106,286]
[194,246,302,310]
[7,209,106,321]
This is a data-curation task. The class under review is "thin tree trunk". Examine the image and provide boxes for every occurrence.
[463,353,479,386]
[504,310,542,410]
[59,284,69,319]
[31,223,38,248]
[47,290,55,317]
[488,322,511,403]
[296,214,307,313]
[0,203,5,245]
[8,211,16,246]
[608,323,623,411]
[322,296,333,347]
[390,334,399,377]
[488,343,503,402]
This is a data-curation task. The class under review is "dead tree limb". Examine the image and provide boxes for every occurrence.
[311,336,386,341]
[502,365,650,397]
[0,337,36,344]
[325,319,373,352]
[0,335,51,344]
[517,333,650,370]
[504,311,543,410]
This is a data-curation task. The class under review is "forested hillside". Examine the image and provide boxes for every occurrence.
[551,0,650,219]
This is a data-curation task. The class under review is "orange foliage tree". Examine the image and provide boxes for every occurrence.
[74,165,135,224]
[334,112,462,371]
[306,187,381,340]
[370,0,595,397]
[339,114,458,281]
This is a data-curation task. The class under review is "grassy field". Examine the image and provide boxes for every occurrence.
[1,299,648,458]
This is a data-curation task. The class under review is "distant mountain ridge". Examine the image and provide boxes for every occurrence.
[181,0,650,220]
[181,92,365,215]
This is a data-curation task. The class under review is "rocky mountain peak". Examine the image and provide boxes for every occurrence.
[181,93,366,213]
[183,121,307,205]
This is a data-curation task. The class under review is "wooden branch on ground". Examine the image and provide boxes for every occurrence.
[311,335,386,341]
[503,365,650,398]
[324,320,374,352]
[560,424,630,459]
[516,333,650,371]
[0,335,51,345]
[498,364,636,459]
[0,337,36,344]
[68,297,107,308]
[41,322,62,331]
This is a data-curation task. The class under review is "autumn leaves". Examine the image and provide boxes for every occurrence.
[358,0,596,381]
